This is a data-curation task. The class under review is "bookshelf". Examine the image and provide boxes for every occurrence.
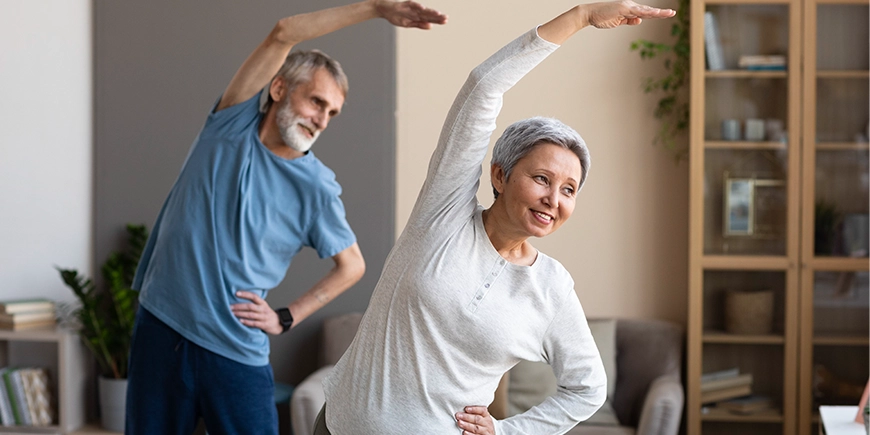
[688,0,869,434]
[0,326,90,434]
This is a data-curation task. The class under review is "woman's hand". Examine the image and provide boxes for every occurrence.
[539,0,675,44]
[455,406,495,435]
[231,291,283,335]
[372,0,448,29]
[582,0,676,29]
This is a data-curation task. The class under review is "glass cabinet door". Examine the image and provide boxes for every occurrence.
[702,4,796,258]
[692,3,801,435]
[798,2,869,435]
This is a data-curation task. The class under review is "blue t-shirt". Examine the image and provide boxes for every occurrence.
[132,93,356,366]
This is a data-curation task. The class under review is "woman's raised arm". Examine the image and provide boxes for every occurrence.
[538,0,675,45]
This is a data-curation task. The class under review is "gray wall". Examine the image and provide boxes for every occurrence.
[94,0,395,385]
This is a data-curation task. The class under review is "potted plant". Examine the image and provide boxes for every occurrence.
[57,224,147,432]
[630,0,690,161]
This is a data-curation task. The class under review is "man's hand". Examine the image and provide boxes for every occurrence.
[582,0,676,29]
[455,406,495,435]
[231,291,284,335]
[373,0,448,29]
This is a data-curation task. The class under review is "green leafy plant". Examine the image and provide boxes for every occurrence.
[630,0,690,161]
[57,224,148,379]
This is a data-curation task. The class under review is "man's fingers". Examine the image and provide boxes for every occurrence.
[235,290,265,304]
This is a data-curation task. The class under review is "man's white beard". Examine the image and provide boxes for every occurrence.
[276,99,319,153]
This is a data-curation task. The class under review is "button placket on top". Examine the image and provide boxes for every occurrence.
[467,258,507,313]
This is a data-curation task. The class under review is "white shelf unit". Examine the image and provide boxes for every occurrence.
[0,326,90,434]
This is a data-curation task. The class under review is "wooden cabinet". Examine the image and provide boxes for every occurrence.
[687,0,869,434]
[0,326,90,434]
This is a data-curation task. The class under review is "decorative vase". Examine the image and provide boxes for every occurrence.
[98,376,127,432]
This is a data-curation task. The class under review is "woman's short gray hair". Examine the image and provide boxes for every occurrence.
[262,49,349,112]
[490,117,590,199]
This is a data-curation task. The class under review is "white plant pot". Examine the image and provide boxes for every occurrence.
[98,376,127,433]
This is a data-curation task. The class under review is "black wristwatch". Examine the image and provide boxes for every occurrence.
[275,307,294,333]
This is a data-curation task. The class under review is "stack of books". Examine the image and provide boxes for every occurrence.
[701,368,753,404]
[717,395,773,415]
[0,299,56,330]
[738,55,787,71]
[0,367,54,427]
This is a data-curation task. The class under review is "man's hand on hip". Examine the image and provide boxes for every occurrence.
[232,291,284,335]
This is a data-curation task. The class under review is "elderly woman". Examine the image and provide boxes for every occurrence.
[320,2,675,434]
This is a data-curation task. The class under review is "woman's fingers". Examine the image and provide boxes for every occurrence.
[456,406,494,435]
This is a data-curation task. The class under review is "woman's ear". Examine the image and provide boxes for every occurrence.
[491,164,506,195]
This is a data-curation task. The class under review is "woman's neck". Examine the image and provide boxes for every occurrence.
[482,207,537,266]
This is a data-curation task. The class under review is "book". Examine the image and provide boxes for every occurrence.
[738,55,786,70]
[0,299,54,315]
[3,369,31,426]
[0,370,10,426]
[704,11,726,71]
[701,384,752,403]
[11,369,31,425]
[19,369,40,426]
[20,369,52,426]
[701,368,739,383]
[2,369,21,425]
[0,311,55,323]
[718,395,772,414]
[701,373,753,392]
[0,311,56,331]
[0,369,13,426]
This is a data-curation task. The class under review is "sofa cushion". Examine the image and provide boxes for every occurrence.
[507,318,619,425]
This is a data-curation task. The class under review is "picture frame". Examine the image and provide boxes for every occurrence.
[724,178,755,236]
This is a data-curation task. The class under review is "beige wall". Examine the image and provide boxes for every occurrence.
[396,0,689,324]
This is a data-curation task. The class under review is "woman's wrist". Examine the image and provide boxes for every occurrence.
[570,4,592,30]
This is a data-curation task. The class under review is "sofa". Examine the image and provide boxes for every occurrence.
[290,313,683,435]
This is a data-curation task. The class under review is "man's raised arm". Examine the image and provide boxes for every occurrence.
[217,0,447,111]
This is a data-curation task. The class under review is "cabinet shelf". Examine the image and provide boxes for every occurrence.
[812,335,870,346]
[815,142,870,151]
[704,330,785,344]
[705,141,789,150]
[706,70,788,79]
[807,257,870,271]
[701,256,791,270]
[817,70,869,79]
[702,407,784,423]
[706,0,792,5]
[0,425,64,433]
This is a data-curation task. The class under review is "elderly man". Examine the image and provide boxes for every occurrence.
[126,1,446,434]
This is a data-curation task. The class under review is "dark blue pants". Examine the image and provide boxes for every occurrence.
[125,307,278,435]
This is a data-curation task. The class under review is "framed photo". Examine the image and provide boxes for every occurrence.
[724,178,755,236]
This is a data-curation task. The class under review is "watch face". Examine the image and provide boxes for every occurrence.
[278,309,293,323]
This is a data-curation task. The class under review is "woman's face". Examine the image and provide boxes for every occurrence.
[492,143,583,239]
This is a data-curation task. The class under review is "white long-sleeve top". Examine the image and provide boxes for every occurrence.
[323,27,606,435]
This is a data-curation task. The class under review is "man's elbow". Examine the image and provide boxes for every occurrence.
[352,256,366,283]
[272,16,301,46]
[345,252,366,284]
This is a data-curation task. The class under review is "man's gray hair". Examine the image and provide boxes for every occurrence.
[261,49,349,112]
[490,117,590,199]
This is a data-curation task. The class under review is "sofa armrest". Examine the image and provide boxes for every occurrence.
[635,375,684,435]
[290,365,333,435]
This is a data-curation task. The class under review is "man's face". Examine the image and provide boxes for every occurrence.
[276,68,345,153]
